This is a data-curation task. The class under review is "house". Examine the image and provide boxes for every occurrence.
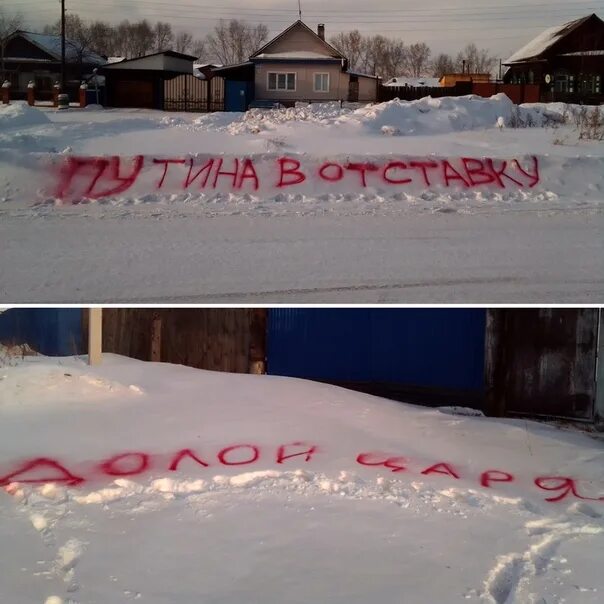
[384,76,440,87]
[439,73,491,87]
[2,30,105,100]
[503,13,604,103]
[214,21,380,111]
[100,50,199,109]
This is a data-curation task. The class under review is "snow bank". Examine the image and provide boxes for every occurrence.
[0,102,51,129]
[195,95,568,137]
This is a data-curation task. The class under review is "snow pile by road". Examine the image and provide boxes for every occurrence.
[1,353,603,603]
[195,95,569,137]
[0,103,51,129]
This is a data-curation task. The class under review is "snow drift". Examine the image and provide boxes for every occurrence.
[0,354,603,604]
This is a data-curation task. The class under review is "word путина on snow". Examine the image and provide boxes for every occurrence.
[1,441,602,504]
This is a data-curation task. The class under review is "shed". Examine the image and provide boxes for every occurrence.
[100,50,198,109]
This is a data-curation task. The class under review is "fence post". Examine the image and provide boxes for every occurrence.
[52,82,61,107]
[248,309,267,374]
[1,80,10,105]
[79,82,87,108]
[88,308,103,366]
[27,81,35,106]
[150,313,162,362]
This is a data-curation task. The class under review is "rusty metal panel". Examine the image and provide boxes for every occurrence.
[502,309,598,420]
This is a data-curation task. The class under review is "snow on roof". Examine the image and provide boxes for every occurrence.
[17,31,106,65]
[504,15,593,64]
[106,56,125,64]
[384,76,440,87]
[254,51,339,60]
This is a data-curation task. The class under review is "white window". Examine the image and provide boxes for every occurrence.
[268,72,296,91]
[314,72,330,92]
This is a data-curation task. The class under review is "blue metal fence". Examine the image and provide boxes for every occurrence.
[0,309,82,356]
[267,309,486,392]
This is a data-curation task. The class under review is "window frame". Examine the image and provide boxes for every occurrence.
[267,71,297,92]
[313,72,330,93]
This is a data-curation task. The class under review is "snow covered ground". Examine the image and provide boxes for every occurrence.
[1,96,603,302]
[1,353,603,604]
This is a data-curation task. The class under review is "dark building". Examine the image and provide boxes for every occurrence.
[2,30,105,100]
[503,14,604,103]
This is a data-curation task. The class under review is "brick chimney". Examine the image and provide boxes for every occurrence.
[317,24,325,41]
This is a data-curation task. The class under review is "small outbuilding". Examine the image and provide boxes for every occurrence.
[101,50,198,109]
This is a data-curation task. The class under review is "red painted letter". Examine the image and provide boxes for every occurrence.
[356,453,406,473]
[218,445,260,466]
[318,162,344,182]
[480,469,514,488]
[212,158,239,188]
[512,156,540,188]
[169,449,210,471]
[442,160,470,188]
[100,452,150,477]
[276,442,317,464]
[382,161,412,185]
[486,158,524,188]
[421,462,460,479]
[237,158,259,190]
[184,158,214,188]
[346,162,379,187]
[277,158,306,187]
[409,161,439,187]
[153,158,186,189]
[461,158,495,186]
[534,476,604,503]
[0,458,84,487]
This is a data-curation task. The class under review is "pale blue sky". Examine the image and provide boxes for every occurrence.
[4,0,603,58]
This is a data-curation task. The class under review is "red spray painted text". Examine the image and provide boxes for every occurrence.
[55,155,541,200]
[1,442,602,504]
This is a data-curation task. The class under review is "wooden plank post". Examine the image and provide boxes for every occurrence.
[248,309,267,374]
[484,309,506,417]
[150,312,162,362]
[88,308,103,366]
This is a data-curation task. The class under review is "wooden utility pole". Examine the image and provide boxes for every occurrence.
[150,313,162,362]
[248,309,267,374]
[88,308,103,366]
[60,0,66,89]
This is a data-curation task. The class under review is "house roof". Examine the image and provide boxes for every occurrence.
[11,31,106,65]
[102,50,198,69]
[250,20,345,60]
[254,50,340,60]
[504,14,601,64]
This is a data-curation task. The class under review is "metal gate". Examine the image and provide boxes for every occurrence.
[491,309,599,421]
[267,309,486,400]
[163,75,224,112]
[225,80,253,112]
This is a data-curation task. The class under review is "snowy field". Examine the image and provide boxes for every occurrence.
[1,96,603,302]
[1,353,603,604]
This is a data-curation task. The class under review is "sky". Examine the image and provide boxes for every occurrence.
[3,0,604,58]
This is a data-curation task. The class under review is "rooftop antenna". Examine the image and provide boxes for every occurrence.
[298,0,302,20]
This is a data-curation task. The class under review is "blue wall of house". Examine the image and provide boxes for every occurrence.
[0,309,82,356]
[266,309,486,392]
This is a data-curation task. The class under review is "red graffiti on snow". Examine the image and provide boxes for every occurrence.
[54,155,541,200]
[2,443,599,504]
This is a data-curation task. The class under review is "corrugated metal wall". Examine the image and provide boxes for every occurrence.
[0,309,82,356]
[267,309,486,392]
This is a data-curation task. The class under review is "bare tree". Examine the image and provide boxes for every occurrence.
[363,35,407,79]
[455,43,497,75]
[330,30,364,72]
[175,31,193,54]
[206,19,268,64]
[431,53,455,77]
[128,20,155,57]
[43,14,96,67]
[1,8,24,80]
[154,22,173,52]
[191,38,206,60]
[405,42,431,78]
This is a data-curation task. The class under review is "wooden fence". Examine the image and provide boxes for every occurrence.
[83,309,266,373]
[163,74,224,112]
[378,81,472,102]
